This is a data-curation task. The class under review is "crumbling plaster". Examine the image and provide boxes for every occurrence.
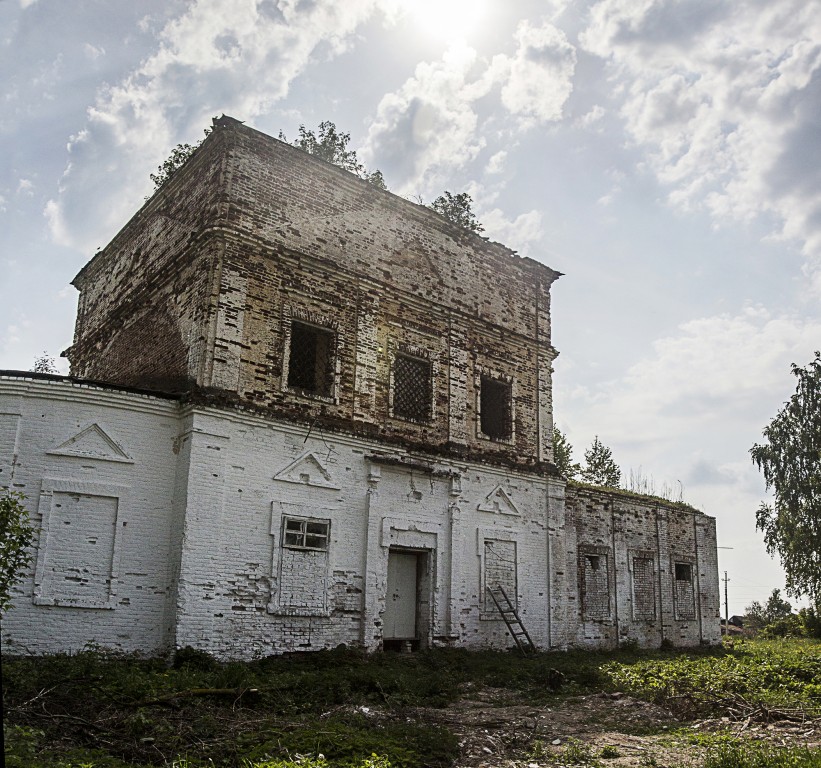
[1,117,719,658]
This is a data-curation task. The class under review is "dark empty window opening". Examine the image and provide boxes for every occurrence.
[480,375,512,440]
[675,562,692,582]
[586,554,601,571]
[393,354,432,421]
[287,321,334,397]
[283,517,330,551]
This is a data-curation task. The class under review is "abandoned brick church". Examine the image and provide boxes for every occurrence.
[0,116,720,658]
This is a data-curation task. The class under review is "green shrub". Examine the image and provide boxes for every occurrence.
[560,739,599,766]
[602,639,821,718]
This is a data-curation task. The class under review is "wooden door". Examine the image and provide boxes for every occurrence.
[384,551,418,640]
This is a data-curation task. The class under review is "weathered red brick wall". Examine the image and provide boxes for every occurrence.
[69,117,559,467]
[210,119,558,465]
[564,483,720,647]
[67,131,232,391]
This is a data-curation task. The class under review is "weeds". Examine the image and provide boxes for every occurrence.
[602,639,821,721]
[6,640,821,767]
[702,741,821,768]
[559,739,600,765]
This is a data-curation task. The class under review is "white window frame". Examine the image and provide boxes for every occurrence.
[282,515,330,552]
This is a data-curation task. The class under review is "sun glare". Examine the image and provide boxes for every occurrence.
[397,0,487,43]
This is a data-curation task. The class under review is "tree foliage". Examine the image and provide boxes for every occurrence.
[150,126,212,190]
[751,352,821,606]
[0,491,35,613]
[30,351,57,374]
[281,121,387,190]
[429,191,484,233]
[744,588,793,630]
[552,426,580,480]
[579,436,621,488]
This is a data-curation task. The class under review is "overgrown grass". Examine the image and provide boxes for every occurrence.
[3,645,599,767]
[5,639,821,767]
[701,741,821,768]
[602,639,821,719]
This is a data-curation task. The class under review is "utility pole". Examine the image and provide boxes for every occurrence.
[723,571,730,634]
[717,547,734,636]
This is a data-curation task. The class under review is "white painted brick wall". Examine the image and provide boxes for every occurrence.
[0,375,181,655]
[1,376,719,659]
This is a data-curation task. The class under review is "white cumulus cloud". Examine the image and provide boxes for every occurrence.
[498,20,577,125]
[480,208,544,256]
[566,306,821,447]
[580,0,821,289]
[45,0,380,254]
[362,43,499,195]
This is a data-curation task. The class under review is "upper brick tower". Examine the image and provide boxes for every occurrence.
[68,116,561,469]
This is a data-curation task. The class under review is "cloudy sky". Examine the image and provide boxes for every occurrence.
[3,0,821,615]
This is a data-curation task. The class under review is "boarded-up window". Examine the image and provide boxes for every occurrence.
[484,539,517,610]
[673,561,696,619]
[40,492,118,607]
[393,354,432,421]
[580,552,610,620]
[278,516,329,614]
[632,557,656,620]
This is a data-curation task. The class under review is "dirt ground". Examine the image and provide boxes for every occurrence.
[399,685,821,768]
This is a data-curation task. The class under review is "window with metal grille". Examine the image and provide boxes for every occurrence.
[287,321,334,397]
[480,375,512,440]
[283,517,330,551]
[393,353,432,421]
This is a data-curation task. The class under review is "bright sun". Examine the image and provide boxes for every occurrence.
[396,0,487,43]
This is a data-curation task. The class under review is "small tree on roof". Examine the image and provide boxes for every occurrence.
[280,121,388,190]
[429,191,484,233]
[30,351,57,374]
[580,436,621,488]
[552,426,580,480]
[150,125,212,190]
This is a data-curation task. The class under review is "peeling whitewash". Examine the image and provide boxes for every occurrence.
[0,118,719,658]
[0,376,719,658]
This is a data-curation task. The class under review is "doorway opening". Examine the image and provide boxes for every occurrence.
[382,548,431,652]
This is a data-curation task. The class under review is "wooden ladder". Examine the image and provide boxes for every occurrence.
[487,584,536,655]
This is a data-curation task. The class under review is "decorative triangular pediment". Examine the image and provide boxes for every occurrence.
[477,485,520,516]
[274,452,339,489]
[47,423,133,464]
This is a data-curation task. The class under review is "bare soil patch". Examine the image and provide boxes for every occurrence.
[409,685,821,768]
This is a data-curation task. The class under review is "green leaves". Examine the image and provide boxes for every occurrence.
[603,640,821,719]
[282,121,388,190]
[428,191,484,233]
[0,490,35,614]
[751,352,821,606]
[552,426,580,480]
[580,436,621,489]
